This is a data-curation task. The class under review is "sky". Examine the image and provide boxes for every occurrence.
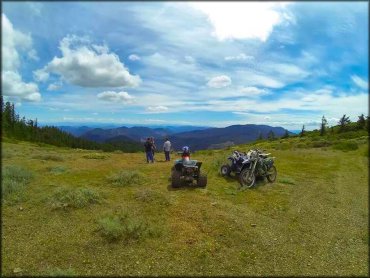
[2,1,369,130]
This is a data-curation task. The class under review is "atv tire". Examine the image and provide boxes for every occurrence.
[239,168,256,189]
[267,166,277,183]
[197,174,207,188]
[220,164,231,176]
[171,170,182,188]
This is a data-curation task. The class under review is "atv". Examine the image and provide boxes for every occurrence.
[171,158,207,188]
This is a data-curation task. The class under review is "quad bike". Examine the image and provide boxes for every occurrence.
[220,149,277,189]
[171,158,207,188]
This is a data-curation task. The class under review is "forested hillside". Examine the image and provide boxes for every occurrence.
[1,99,142,153]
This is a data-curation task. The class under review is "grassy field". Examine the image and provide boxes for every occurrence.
[1,136,368,276]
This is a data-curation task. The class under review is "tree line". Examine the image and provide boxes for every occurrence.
[259,113,369,141]
[1,98,142,152]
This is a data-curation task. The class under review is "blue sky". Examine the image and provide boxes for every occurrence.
[2,1,368,130]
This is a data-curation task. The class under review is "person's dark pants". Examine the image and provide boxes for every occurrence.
[164,151,170,161]
[146,151,154,163]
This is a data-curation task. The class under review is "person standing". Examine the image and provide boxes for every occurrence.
[144,137,154,163]
[150,137,156,162]
[163,137,171,161]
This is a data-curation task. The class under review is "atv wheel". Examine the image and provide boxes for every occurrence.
[266,166,277,183]
[197,174,207,188]
[239,168,256,189]
[220,164,231,176]
[171,170,182,188]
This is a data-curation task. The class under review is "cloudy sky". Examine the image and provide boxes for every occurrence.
[2,1,368,129]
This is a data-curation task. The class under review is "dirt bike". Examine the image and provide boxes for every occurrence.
[221,149,277,189]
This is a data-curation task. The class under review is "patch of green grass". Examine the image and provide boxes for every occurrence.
[96,211,154,242]
[48,267,77,276]
[82,153,107,159]
[107,170,144,187]
[332,141,359,151]
[2,150,13,159]
[134,189,170,206]
[32,154,64,161]
[47,166,68,174]
[49,187,102,209]
[2,165,33,203]
[311,140,332,148]
[279,177,296,185]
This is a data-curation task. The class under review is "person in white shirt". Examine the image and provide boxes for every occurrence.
[163,138,171,161]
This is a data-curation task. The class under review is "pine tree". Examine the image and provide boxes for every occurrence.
[357,114,366,130]
[320,115,328,136]
[300,125,305,137]
[338,114,350,132]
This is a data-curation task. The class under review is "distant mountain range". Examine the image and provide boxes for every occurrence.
[57,124,291,151]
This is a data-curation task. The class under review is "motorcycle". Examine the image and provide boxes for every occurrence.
[220,150,248,176]
[220,149,277,189]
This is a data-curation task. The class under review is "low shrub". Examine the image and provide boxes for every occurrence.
[97,211,153,242]
[47,166,68,174]
[82,153,107,159]
[2,165,33,201]
[332,141,359,151]
[107,170,144,187]
[50,187,101,209]
[32,154,64,161]
[312,140,332,148]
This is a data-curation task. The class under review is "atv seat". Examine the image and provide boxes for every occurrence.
[183,160,198,167]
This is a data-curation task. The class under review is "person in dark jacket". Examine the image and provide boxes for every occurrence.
[144,137,154,163]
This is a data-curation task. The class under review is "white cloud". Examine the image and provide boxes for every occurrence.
[207,75,231,88]
[33,68,49,82]
[239,86,269,97]
[39,35,141,87]
[28,49,39,61]
[184,55,195,63]
[238,71,284,88]
[97,91,134,103]
[146,105,169,112]
[47,82,62,91]
[224,53,254,61]
[2,14,41,102]
[128,54,141,61]
[2,71,41,101]
[351,75,368,90]
[2,13,33,71]
[191,2,291,41]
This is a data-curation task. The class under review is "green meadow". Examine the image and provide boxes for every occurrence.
[1,135,368,276]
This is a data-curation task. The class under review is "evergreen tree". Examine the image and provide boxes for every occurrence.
[338,114,351,132]
[357,114,366,130]
[320,115,328,136]
[300,125,305,137]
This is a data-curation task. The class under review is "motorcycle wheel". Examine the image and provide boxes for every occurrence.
[267,166,277,183]
[220,164,231,176]
[239,168,256,189]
